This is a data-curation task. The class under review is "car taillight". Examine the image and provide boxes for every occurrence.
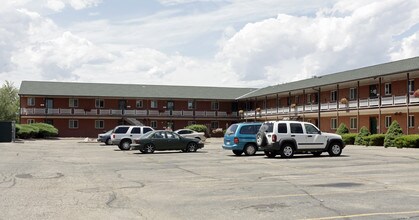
[112,134,115,139]
[272,134,277,143]
[234,137,239,144]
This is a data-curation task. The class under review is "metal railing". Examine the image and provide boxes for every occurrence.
[20,108,238,118]
[243,95,416,117]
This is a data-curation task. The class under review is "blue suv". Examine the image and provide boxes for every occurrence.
[222,122,262,156]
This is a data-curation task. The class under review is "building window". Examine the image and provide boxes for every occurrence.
[95,120,104,129]
[188,100,195,109]
[27,97,35,106]
[385,83,392,95]
[136,100,143,108]
[151,121,157,128]
[349,88,357,100]
[27,119,35,124]
[69,98,78,107]
[188,121,196,126]
[95,99,104,108]
[409,115,415,128]
[69,120,78,129]
[211,101,219,110]
[331,90,337,102]
[331,118,337,130]
[150,100,158,108]
[385,116,392,128]
[211,121,219,129]
[409,80,415,94]
[350,117,357,129]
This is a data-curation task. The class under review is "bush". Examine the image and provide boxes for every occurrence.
[31,123,58,138]
[15,123,59,139]
[185,124,208,133]
[354,126,370,145]
[336,123,349,135]
[16,124,39,139]
[384,120,403,148]
[341,133,357,145]
[394,135,419,148]
[366,134,386,146]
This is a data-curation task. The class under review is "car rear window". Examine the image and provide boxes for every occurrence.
[290,123,303,134]
[277,123,287,133]
[143,127,153,133]
[114,127,129,134]
[260,123,273,133]
[226,124,238,134]
[131,127,141,134]
[239,125,259,134]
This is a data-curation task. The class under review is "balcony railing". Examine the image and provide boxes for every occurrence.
[243,95,416,117]
[20,108,238,118]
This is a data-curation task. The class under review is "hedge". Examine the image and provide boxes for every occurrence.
[394,135,419,148]
[15,123,58,139]
[364,134,386,146]
[16,124,38,139]
[341,133,357,145]
[185,124,208,133]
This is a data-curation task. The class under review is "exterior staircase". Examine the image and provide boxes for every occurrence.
[124,118,144,126]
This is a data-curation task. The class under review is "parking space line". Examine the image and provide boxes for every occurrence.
[304,210,419,220]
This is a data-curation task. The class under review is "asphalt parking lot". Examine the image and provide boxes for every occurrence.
[1,138,419,220]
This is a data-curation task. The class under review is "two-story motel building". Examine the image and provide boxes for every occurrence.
[19,56,419,137]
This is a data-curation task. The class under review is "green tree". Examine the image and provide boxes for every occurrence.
[0,81,19,122]
[384,120,403,148]
[336,123,349,135]
[354,126,370,145]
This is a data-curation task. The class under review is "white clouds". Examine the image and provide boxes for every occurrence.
[217,0,419,86]
[1,0,419,89]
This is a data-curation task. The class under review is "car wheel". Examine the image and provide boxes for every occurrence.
[232,150,243,156]
[312,152,322,157]
[328,142,342,156]
[264,150,276,158]
[256,131,267,147]
[105,138,112,145]
[139,149,147,153]
[244,144,257,156]
[144,143,155,153]
[119,140,131,151]
[186,142,198,152]
[280,144,294,158]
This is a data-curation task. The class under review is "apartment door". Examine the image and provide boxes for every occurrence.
[45,98,53,114]
[369,117,377,134]
[45,98,54,109]
[119,100,127,110]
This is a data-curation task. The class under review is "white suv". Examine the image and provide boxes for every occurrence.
[256,121,344,158]
[111,125,154,150]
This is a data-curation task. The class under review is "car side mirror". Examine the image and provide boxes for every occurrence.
[318,131,322,135]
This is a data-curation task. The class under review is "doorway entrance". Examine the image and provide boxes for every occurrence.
[369,117,377,134]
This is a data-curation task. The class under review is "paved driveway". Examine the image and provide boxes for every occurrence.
[1,138,419,219]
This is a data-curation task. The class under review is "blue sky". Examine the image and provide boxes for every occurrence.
[1,0,419,88]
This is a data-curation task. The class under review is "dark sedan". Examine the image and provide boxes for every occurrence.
[133,130,204,153]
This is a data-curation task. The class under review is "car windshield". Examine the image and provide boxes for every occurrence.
[260,123,274,133]
[226,124,238,135]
